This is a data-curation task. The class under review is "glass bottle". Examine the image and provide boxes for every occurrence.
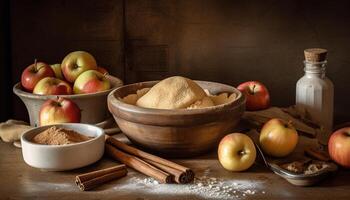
[296,48,334,145]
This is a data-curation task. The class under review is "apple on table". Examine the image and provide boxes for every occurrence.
[39,97,81,126]
[61,51,98,83]
[218,133,256,172]
[328,128,350,168]
[259,118,299,157]
[73,70,110,94]
[33,77,72,95]
[237,81,270,111]
[21,60,55,92]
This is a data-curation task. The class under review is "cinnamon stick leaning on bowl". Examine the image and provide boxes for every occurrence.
[105,137,194,184]
[144,158,189,184]
[105,144,173,183]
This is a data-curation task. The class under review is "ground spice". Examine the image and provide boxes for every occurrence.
[281,160,330,175]
[32,126,92,145]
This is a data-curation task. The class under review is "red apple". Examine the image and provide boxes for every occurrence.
[39,97,81,126]
[97,66,109,75]
[218,133,256,172]
[259,118,298,157]
[328,128,350,168]
[237,81,270,111]
[33,77,72,95]
[73,70,110,94]
[61,51,98,83]
[21,60,55,92]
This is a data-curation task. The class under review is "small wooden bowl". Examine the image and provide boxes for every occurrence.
[107,80,246,157]
[13,75,123,126]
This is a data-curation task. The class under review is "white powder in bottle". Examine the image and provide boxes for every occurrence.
[296,48,334,145]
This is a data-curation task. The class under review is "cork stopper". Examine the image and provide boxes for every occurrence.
[304,48,327,62]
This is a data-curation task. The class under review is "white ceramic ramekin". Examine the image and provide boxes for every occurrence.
[21,123,105,171]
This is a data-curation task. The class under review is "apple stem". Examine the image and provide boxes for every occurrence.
[34,59,38,71]
[286,120,293,128]
[99,72,109,81]
[238,150,245,156]
[249,84,256,95]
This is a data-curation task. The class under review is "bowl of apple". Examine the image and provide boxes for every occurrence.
[13,51,123,127]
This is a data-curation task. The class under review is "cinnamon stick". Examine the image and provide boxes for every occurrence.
[105,144,172,183]
[76,164,126,184]
[145,159,189,184]
[75,165,127,191]
[106,137,194,182]
[305,147,330,161]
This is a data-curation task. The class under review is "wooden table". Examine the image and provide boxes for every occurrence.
[1,133,349,200]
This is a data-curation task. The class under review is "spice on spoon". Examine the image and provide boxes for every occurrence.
[280,159,331,175]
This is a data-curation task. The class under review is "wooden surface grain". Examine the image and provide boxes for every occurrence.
[1,133,350,200]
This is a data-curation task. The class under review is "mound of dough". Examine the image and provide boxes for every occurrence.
[136,76,206,109]
[122,87,151,105]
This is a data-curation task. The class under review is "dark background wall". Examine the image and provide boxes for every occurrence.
[1,0,349,124]
[0,0,12,122]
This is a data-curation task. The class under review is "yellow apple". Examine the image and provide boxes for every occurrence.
[218,133,256,172]
[50,63,64,80]
[259,118,298,157]
[61,51,97,83]
[33,77,72,95]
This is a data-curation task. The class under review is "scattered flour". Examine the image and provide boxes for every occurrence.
[25,182,75,193]
[116,169,267,199]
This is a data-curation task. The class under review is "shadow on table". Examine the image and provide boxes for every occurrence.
[316,169,350,187]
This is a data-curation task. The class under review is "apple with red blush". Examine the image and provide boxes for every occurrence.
[33,77,72,95]
[39,97,81,126]
[328,127,350,168]
[73,70,110,94]
[237,81,270,111]
[21,60,55,92]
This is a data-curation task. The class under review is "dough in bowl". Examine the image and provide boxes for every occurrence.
[187,96,215,109]
[136,76,207,109]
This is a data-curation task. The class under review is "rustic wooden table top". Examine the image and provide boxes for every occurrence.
[1,133,349,200]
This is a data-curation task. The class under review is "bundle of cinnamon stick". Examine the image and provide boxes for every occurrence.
[105,137,195,184]
[75,164,127,191]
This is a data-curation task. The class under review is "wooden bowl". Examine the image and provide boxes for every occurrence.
[107,80,246,157]
[13,75,123,127]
